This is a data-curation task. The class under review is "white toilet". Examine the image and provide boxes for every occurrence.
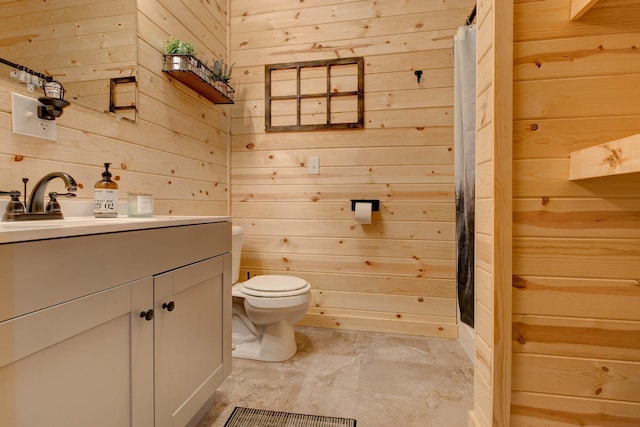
[231,225,311,362]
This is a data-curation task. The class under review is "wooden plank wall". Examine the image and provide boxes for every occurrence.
[0,0,229,217]
[229,0,476,338]
[469,0,513,426]
[0,0,137,116]
[510,0,640,424]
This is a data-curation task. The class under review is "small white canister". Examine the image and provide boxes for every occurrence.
[127,192,154,217]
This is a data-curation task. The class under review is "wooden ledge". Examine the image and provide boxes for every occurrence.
[570,0,600,20]
[569,133,640,180]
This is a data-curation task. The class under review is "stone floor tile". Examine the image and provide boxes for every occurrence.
[196,326,473,427]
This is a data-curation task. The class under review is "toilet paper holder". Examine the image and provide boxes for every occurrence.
[350,199,380,211]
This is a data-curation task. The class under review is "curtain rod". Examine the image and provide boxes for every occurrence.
[465,4,477,26]
[0,57,53,82]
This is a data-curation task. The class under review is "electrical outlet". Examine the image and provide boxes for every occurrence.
[308,156,320,175]
[11,93,57,141]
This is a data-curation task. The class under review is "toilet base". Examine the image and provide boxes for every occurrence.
[231,313,297,362]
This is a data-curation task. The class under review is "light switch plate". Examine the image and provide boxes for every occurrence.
[308,156,320,174]
[11,93,57,141]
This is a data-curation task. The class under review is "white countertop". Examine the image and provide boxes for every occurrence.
[0,215,231,244]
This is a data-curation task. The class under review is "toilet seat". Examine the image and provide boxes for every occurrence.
[239,275,311,298]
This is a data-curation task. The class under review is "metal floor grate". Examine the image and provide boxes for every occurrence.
[224,407,357,427]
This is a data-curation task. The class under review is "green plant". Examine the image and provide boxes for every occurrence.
[164,37,195,55]
[211,58,234,83]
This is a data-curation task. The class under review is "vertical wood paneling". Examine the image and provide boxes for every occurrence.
[470,0,513,425]
[230,0,475,337]
[510,0,640,423]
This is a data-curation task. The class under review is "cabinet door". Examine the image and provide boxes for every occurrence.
[154,256,226,427]
[0,278,154,427]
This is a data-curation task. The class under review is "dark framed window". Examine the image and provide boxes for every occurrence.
[265,57,364,132]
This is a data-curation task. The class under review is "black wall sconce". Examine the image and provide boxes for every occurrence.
[1,57,71,120]
[38,80,70,120]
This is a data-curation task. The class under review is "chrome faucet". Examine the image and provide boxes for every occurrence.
[27,172,78,213]
[2,172,78,221]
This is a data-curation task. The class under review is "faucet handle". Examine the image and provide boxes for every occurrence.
[46,191,76,213]
[1,191,25,218]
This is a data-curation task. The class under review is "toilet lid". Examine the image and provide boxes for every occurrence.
[240,275,311,297]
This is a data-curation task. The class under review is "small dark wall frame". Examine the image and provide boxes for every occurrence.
[265,57,364,132]
[110,76,137,114]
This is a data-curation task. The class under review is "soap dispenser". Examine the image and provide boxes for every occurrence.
[94,163,118,218]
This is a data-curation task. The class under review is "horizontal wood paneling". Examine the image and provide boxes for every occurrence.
[512,353,640,402]
[513,198,640,238]
[231,0,476,32]
[305,306,456,326]
[514,0,640,42]
[512,275,640,321]
[231,184,454,203]
[232,127,454,150]
[233,217,454,240]
[512,314,640,361]
[240,235,455,259]
[510,0,640,422]
[514,116,640,160]
[513,74,640,120]
[238,252,454,279]
[514,33,640,82]
[514,159,640,198]
[230,0,475,338]
[311,289,455,316]
[0,1,229,217]
[511,391,640,426]
[239,270,455,298]
[300,308,457,338]
[232,201,454,221]
[0,0,136,115]
[232,146,454,168]
[513,237,640,280]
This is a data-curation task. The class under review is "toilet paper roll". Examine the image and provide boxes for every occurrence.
[354,202,372,224]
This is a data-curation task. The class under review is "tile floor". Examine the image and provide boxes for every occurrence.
[197,326,474,427]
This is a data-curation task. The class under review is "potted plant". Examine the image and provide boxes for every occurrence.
[211,58,234,83]
[164,37,195,70]
[210,58,234,97]
[162,39,235,104]
[164,37,195,55]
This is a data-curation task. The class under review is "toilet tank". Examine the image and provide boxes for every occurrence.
[231,226,243,284]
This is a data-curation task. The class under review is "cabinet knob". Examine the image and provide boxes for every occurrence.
[140,309,154,321]
[162,301,176,312]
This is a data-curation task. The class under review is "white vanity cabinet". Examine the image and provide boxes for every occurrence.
[0,220,231,427]
[154,256,229,427]
[0,278,152,426]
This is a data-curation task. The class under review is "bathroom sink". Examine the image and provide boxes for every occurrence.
[0,221,67,230]
[0,215,230,244]
[0,216,156,229]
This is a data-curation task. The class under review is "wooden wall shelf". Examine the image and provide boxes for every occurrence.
[162,55,234,104]
[570,0,600,20]
[569,133,640,180]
